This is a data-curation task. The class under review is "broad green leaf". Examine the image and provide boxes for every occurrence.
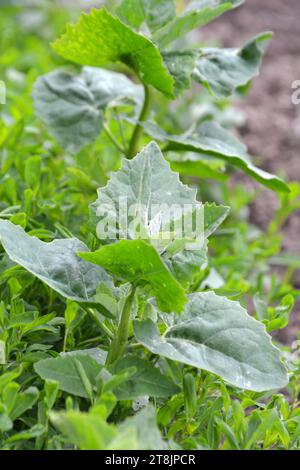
[119,406,166,450]
[163,50,197,96]
[143,121,289,192]
[34,354,102,398]
[0,220,115,309]
[169,152,227,181]
[139,123,226,182]
[51,406,164,450]
[53,8,174,97]
[0,368,22,393]
[117,0,176,33]
[203,202,230,238]
[143,0,176,32]
[50,411,120,450]
[101,368,139,396]
[92,141,201,241]
[111,355,180,399]
[33,67,143,153]
[164,242,207,287]
[152,1,233,48]
[2,383,19,415]
[62,348,107,366]
[79,239,187,314]
[90,143,228,293]
[163,204,228,287]
[116,0,145,29]
[10,387,39,421]
[134,291,288,391]
[187,0,244,7]
[192,33,273,98]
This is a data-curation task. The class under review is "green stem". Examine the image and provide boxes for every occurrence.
[63,328,68,353]
[114,108,127,150]
[106,285,136,365]
[127,84,151,159]
[89,308,114,339]
[103,123,126,154]
[82,306,114,339]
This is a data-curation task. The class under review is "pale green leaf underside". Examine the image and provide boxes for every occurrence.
[52,8,174,97]
[119,406,166,450]
[163,204,229,287]
[143,121,289,192]
[193,32,273,98]
[0,220,114,306]
[112,355,180,399]
[163,50,197,97]
[10,387,39,422]
[203,203,230,238]
[62,348,107,365]
[33,67,143,153]
[134,291,288,391]
[34,355,102,398]
[92,141,200,240]
[79,239,187,314]
[116,0,145,29]
[90,142,228,290]
[117,0,176,33]
[169,152,227,181]
[164,242,208,288]
[152,1,233,48]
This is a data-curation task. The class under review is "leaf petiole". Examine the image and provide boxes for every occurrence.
[103,123,127,154]
[127,83,150,158]
[106,285,136,365]
[83,307,114,339]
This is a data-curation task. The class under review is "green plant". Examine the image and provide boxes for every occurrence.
[0,0,298,451]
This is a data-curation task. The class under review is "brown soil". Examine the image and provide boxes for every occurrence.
[201,0,300,343]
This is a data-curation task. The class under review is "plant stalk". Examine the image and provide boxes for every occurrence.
[103,123,126,154]
[88,308,114,339]
[127,84,150,159]
[106,285,136,365]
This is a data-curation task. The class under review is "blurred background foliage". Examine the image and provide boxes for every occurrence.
[0,0,299,450]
